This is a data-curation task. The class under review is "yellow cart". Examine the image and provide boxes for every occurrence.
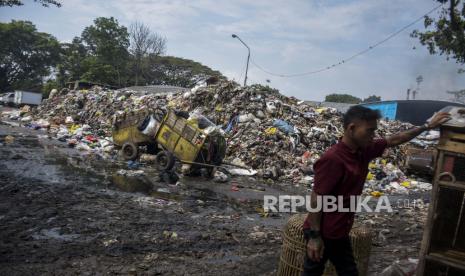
[112,110,158,160]
[153,109,226,175]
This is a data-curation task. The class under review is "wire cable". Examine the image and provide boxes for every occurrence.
[250,3,443,78]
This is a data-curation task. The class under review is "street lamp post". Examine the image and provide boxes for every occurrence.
[232,34,250,86]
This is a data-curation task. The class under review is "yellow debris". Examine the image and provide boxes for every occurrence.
[315,108,327,114]
[370,191,383,197]
[401,181,411,188]
[256,207,269,218]
[366,172,374,181]
[264,127,277,135]
[69,124,80,134]
[162,230,178,239]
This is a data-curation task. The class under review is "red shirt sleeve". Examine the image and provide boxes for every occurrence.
[312,155,345,195]
[303,156,344,230]
[364,138,387,161]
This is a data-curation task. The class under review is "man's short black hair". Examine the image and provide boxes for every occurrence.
[343,105,381,129]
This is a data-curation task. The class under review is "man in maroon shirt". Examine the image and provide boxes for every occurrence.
[302,105,450,276]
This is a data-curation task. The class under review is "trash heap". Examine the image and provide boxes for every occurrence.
[23,87,170,154]
[166,81,414,186]
[34,87,170,136]
[1,81,436,192]
[364,159,432,197]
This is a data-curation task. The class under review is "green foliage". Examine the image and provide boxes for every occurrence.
[0,0,61,7]
[81,17,130,86]
[325,93,361,104]
[411,0,465,64]
[362,95,381,103]
[143,56,226,88]
[1,17,226,93]
[42,79,58,99]
[80,57,119,86]
[57,37,88,85]
[0,20,60,92]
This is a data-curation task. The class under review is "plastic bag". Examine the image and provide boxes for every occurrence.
[273,119,296,135]
[141,115,159,136]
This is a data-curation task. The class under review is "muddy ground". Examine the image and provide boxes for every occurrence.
[0,122,430,275]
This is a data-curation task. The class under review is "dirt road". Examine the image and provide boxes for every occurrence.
[0,123,429,275]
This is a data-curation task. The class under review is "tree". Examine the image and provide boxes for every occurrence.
[42,78,58,99]
[0,20,60,92]
[0,0,61,7]
[56,37,88,86]
[129,21,166,86]
[362,95,382,103]
[411,0,465,64]
[143,56,225,88]
[325,93,361,104]
[81,17,129,87]
[80,57,120,86]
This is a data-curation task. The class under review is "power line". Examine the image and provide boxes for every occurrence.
[250,3,443,78]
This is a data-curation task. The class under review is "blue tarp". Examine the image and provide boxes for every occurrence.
[363,102,398,120]
[273,119,296,135]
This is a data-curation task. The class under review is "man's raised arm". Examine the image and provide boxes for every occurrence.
[386,112,450,147]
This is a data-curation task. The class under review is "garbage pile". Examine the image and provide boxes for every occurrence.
[364,158,432,196]
[169,82,414,186]
[410,129,440,148]
[34,87,170,136]
[1,81,436,192]
[23,87,169,155]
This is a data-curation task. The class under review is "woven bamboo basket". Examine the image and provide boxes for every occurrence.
[277,214,372,276]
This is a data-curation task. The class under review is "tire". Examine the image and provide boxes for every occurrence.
[156,151,175,171]
[121,142,138,161]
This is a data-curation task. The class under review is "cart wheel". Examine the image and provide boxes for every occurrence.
[122,142,138,161]
[156,151,175,170]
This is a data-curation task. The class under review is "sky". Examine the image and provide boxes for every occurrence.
[1,0,465,102]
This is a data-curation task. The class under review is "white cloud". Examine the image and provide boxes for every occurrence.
[1,0,462,102]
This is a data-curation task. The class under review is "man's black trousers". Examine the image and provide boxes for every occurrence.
[302,236,358,276]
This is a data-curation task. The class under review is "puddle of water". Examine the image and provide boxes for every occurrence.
[3,129,290,220]
[32,227,80,241]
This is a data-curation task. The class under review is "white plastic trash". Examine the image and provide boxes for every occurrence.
[141,115,159,136]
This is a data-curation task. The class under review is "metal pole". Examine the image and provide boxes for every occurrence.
[232,34,250,86]
[245,48,250,87]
